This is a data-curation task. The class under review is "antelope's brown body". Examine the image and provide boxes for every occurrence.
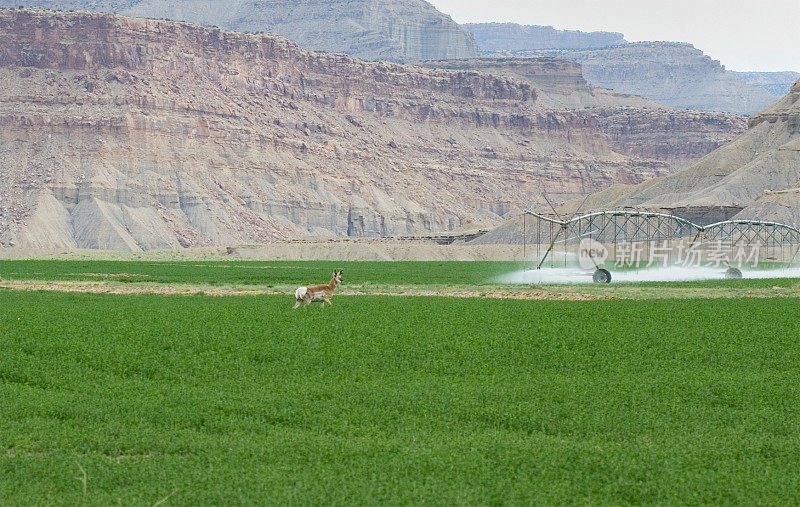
[294,270,343,308]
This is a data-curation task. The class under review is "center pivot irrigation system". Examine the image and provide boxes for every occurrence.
[522,210,800,283]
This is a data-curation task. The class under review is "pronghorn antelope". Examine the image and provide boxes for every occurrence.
[293,270,343,308]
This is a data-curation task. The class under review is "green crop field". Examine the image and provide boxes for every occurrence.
[1,259,799,290]
[2,286,800,504]
[0,260,527,287]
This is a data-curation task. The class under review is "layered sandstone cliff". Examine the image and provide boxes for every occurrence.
[468,26,779,116]
[0,10,746,250]
[0,9,649,250]
[0,0,479,62]
[729,71,800,98]
[464,23,625,52]
[564,43,779,115]
[416,58,745,171]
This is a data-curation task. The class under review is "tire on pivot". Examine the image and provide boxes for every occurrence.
[593,268,612,284]
[725,267,743,279]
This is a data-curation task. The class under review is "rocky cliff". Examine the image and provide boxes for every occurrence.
[417,57,650,109]
[0,0,479,62]
[515,43,778,116]
[0,9,696,251]
[464,23,625,52]
[566,79,800,225]
[729,71,800,98]
[467,25,780,116]
[416,58,745,171]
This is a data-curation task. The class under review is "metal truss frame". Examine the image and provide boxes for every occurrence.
[523,210,800,268]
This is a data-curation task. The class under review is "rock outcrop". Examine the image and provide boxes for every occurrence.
[416,58,746,171]
[467,24,780,116]
[464,23,625,52]
[728,71,800,98]
[0,0,479,62]
[416,57,652,110]
[515,43,778,115]
[563,79,800,226]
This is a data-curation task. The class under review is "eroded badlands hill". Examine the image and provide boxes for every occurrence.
[567,79,800,225]
[0,0,479,62]
[0,10,742,250]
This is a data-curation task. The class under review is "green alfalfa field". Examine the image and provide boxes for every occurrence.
[2,260,800,504]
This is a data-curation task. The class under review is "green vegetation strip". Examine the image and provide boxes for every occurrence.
[2,291,799,504]
[0,260,527,287]
[1,260,800,292]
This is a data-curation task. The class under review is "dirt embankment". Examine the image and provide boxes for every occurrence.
[0,280,610,300]
[2,278,798,300]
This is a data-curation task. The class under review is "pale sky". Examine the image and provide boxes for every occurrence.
[429,0,799,72]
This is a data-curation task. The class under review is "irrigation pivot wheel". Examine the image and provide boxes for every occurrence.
[593,268,612,284]
[725,267,743,279]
